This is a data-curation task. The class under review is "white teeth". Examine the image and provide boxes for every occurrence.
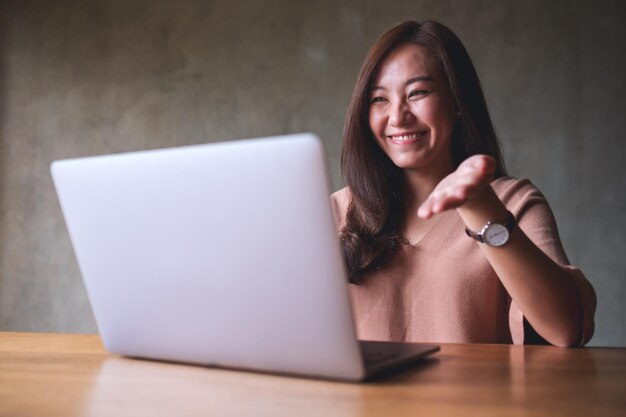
[389,132,424,142]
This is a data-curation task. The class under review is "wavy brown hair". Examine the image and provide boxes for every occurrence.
[341,20,507,282]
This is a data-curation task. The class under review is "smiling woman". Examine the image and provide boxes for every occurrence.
[368,42,457,175]
[332,21,596,347]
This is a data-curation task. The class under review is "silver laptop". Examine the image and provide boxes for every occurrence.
[51,133,438,381]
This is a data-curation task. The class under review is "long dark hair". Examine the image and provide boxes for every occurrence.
[341,20,507,282]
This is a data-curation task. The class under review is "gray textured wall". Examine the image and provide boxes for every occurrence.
[0,0,624,346]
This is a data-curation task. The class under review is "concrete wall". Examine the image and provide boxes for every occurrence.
[0,0,624,346]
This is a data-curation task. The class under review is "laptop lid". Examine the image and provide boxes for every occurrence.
[51,133,368,380]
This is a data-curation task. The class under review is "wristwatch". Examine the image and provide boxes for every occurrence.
[464,211,516,247]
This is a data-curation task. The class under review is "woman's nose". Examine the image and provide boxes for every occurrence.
[389,101,415,127]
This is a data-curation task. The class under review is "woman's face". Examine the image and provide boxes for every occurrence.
[368,42,457,174]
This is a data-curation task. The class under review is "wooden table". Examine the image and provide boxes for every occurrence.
[0,332,624,416]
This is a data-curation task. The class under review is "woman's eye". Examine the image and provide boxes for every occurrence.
[409,89,429,98]
[370,96,386,104]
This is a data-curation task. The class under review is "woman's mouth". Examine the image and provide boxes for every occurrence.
[387,131,428,143]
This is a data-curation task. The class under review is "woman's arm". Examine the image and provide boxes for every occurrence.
[418,155,592,347]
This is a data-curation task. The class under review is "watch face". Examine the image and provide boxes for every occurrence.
[483,223,510,247]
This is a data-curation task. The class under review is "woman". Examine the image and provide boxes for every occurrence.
[331,20,596,347]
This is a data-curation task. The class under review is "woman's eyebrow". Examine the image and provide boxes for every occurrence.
[405,76,435,85]
[370,76,435,92]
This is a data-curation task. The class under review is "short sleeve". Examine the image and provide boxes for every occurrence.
[493,178,597,346]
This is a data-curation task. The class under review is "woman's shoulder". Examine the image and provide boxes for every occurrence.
[331,186,351,206]
[492,176,541,194]
[330,187,351,231]
[491,176,549,211]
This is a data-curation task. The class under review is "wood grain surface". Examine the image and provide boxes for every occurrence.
[1,332,624,416]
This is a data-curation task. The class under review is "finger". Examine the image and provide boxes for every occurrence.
[431,188,453,212]
[471,155,497,176]
[432,181,479,213]
[457,166,493,190]
[427,188,455,214]
[417,197,434,219]
[418,191,444,218]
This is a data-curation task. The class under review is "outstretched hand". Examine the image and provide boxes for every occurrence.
[417,155,496,219]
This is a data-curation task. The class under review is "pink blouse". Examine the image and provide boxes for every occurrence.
[331,177,596,345]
